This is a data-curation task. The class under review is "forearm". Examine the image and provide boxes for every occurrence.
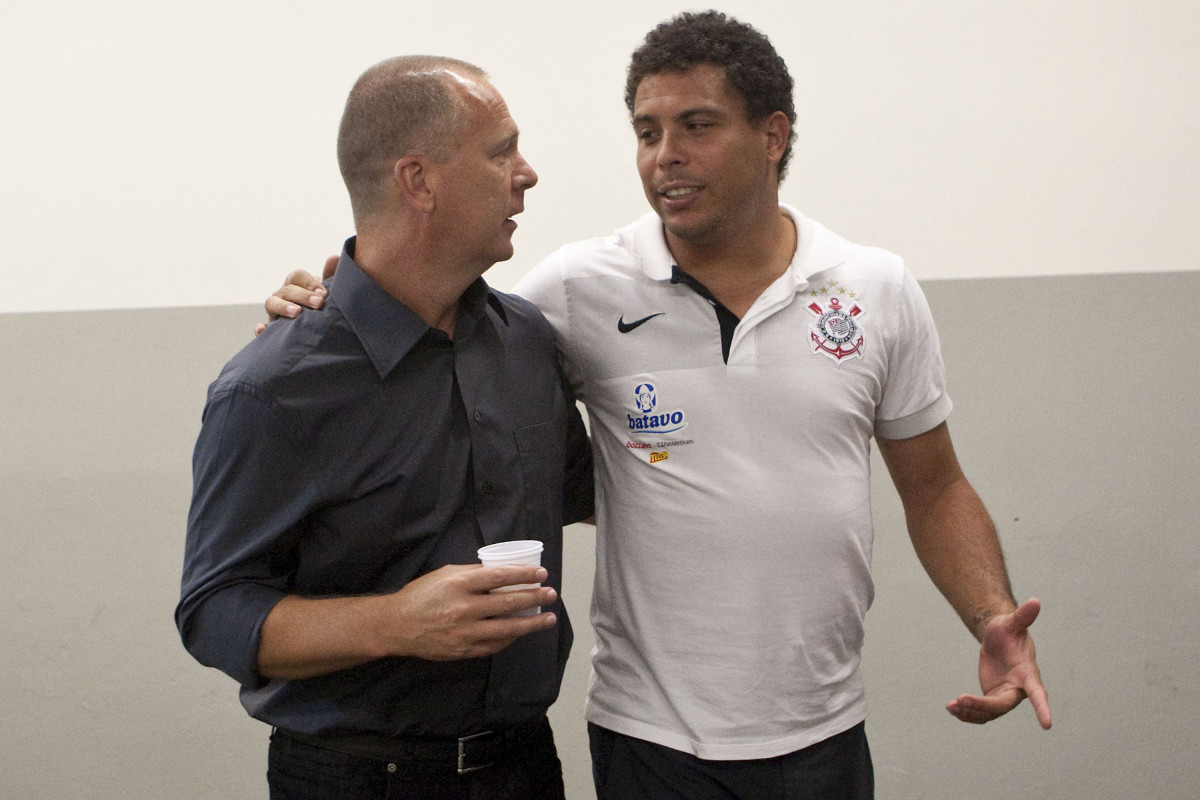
[879,422,1017,641]
[906,477,1016,640]
[257,594,395,680]
[256,564,556,680]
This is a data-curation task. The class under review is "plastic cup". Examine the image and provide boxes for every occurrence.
[477,540,544,617]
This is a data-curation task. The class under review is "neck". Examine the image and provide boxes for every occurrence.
[666,205,796,319]
[353,229,476,338]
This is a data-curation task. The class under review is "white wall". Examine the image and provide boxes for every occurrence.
[2,0,1197,315]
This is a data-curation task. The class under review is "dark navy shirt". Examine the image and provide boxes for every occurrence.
[177,240,593,737]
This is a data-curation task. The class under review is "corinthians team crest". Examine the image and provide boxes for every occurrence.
[808,286,865,362]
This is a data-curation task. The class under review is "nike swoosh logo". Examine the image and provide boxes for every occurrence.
[617,312,665,333]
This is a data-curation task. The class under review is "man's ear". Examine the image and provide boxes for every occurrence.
[394,155,436,213]
[763,110,790,165]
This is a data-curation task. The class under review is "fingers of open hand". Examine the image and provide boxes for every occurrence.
[1024,677,1053,729]
[1009,597,1042,634]
[946,688,1024,724]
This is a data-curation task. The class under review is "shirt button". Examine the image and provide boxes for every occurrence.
[473,411,482,421]
[387,763,397,773]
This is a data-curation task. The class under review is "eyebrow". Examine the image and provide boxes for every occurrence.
[489,130,520,155]
[632,106,726,126]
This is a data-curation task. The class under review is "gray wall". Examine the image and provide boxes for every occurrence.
[2,271,1197,798]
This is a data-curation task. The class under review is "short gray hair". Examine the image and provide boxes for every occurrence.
[337,55,486,224]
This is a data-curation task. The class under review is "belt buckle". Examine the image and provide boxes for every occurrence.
[457,730,496,775]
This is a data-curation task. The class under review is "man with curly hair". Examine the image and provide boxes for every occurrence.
[266,11,1050,799]
[519,15,1047,797]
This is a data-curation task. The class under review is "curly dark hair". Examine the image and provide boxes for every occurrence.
[625,11,797,181]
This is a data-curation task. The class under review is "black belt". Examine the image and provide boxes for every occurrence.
[274,715,545,776]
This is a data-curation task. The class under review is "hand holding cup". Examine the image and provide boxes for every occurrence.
[477,540,545,617]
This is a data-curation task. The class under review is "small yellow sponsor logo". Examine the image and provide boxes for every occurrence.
[649,451,668,464]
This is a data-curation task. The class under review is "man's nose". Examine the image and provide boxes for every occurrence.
[656,131,685,167]
[514,151,538,190]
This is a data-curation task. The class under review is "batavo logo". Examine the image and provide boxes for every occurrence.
[626,382,687,434]
[649,452,668,464]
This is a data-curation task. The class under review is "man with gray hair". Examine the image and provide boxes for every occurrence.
[177,56,593,799]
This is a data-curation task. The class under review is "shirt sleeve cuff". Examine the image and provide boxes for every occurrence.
[875,393,953,440]
[177,583,287,689]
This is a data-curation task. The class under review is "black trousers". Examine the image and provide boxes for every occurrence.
[267,716,565,800]
[589,721,873,800]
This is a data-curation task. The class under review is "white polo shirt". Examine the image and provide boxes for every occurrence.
[516,205,951,760]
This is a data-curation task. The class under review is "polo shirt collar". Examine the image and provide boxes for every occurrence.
[625,203,848,290]
[330,237,502,377]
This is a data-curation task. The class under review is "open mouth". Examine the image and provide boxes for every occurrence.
[658,184,702,208]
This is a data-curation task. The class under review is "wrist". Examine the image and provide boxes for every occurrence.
[366,589,423,660]
[971,599,1017,640]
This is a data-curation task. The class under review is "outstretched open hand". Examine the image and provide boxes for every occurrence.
[947,597,1052,729]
